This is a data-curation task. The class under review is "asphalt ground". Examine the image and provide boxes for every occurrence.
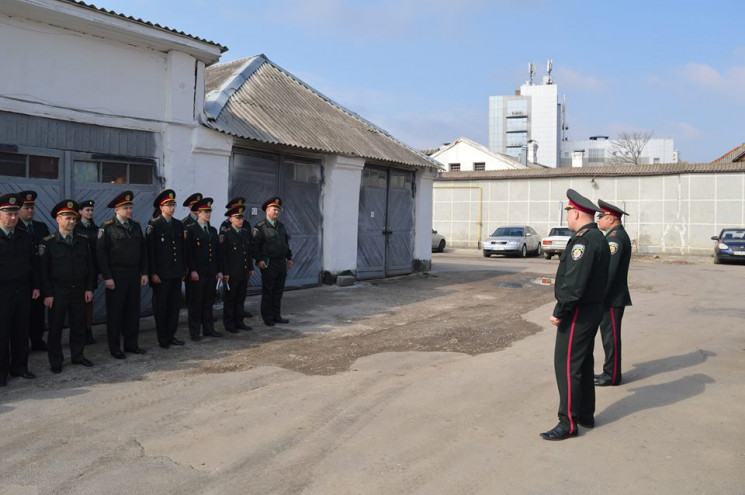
[1,249,743,494]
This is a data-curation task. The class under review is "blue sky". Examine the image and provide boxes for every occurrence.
[94,0,744,163]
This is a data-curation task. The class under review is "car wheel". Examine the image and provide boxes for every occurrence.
[437,239,445,253]
[520,244,527,258]
[544,252,552,260]
[483,251,491,258]
[535,244,542,256]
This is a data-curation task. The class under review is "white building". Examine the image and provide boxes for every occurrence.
[0,0,441,318]
[561,136,678,167]
[430,137,525,171]
[488,61,563,168]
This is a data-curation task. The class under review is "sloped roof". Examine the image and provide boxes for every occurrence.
[431,137,526,168]
[203,55,441,169]
[713,143,745,163]
[436,161,745,181]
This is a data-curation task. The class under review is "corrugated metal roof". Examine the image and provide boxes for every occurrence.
[436,161,745,181]
[203,55,442,169]
[58,0,227,52]
[713,143,745,163]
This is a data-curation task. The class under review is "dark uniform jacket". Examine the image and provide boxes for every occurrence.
[185,222,221,277]
[252,219,292,265]
[605,225,632,308]
[182,214,197,228]
[17,219,50,254]
[96,218,148,280]
[219,226,254,282]
[146,216,186,280]
[74,220,100,275]
[0,228,38,286]
[38,231,96,296]
[553,222,610,320]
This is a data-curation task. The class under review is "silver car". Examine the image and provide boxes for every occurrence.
[483,226,542,258]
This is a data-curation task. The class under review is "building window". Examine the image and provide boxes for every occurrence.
[474,162,485,171]
[588,148,605,164]
[363,169,386,188]
[0,152,59,179]
[449,163,460,172]
[73,159,154,185]
[287,160,321,184]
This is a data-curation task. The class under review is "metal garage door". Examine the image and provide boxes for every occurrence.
[356,166,415,280]
[229,149,322,289]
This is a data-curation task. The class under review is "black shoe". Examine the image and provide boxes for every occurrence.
[191,335,201,342]
[125,347,146,354]
[31,340,48,351]
[159,342,171,349]
[11,371,37,379]
[85,330,97,345]
[204,331,223,338]
[540,423,577,441]
[111,350,127,359]
[235,322,251,330]
[170,338,185,346]
[577,417,595,428]
[72,358,94,367]
[274,317,289,324]
[594,375,615,387]
[243,311,254,318]
[264,319,275,327]
[225,327,240,334]
[51,365,62,374]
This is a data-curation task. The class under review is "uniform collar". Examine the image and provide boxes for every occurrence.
[0,226,12,237]
[266,218,276,226]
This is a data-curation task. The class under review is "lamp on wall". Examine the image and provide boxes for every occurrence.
[590,177,598,189]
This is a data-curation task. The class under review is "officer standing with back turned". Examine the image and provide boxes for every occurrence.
[541,189,609,441]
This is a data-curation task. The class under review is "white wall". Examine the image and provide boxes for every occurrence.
[414,168,437,265]
[520,82,559,167]
[321,155,365,273]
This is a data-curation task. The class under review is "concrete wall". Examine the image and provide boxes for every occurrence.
[433,172,745,254]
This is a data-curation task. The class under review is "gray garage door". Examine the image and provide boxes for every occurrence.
[229,149,322,289]
[357,166,415,280]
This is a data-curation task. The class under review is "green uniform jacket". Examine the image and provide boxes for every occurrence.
[553,222,610,320]
[605,225,632,307]
[252,219,292,266]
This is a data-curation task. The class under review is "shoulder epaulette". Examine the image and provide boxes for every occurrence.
[608,230,617,237]
[575,228,588,237]
[256,220,267,227]
[42,234,55,242]
[103,219,115,226]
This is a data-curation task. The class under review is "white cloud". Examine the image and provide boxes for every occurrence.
[554,66,612,93]
[649,62,745,102]
[665,121,702,140]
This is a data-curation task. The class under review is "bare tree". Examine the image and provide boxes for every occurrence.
[610,131,654,165]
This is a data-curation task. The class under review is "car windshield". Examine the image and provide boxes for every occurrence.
[492,227,523,237]
[549,228,573,237]
[720,229,745,241]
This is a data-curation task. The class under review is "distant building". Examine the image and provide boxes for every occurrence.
[561,136,678,167]
[430,137,530,171]
[488,61,564,168]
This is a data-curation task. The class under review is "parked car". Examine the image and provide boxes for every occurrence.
[432,229,446,252]
[483,226,541,258]
[542,226,573,260]
[711,228,745,264]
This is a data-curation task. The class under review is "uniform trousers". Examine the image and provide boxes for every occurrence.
[260,259,287,322]
[47,286,86,368]
[554,303,603,434]
[599,306,625,385]
[0,281,31,378]
[105,269,142,353]
[223,279,248,330]
[153,278,182,345]
[187,275,216,337]
[29,297,46,345]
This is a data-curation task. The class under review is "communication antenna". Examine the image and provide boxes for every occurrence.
[546,59,553,84]
[529,62,535,85]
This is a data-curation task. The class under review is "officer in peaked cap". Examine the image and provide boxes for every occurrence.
[96,190,148,360]
[39,200,96,373]
[541,189,609,441]
[74,199,100,344]
[219,196,254,319]
[184,197,223,340]
[253,197,293,327]
[219,204,255,333]
[146,190,187,349]
[594,199,632,387]
[0,192,40,385]
[16,190,51,352]
[219,197,245,233]
[181,193,203,227]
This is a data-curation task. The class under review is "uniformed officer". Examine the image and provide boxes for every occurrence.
[96,191,148,359]
[253,197,293,327]
[147,190,187,349]
[219,196,253,319]
[16,190,50,351]
[181,193,203,227]
[184,197,223,340]
[0,192,39,385]
[541,189,609,441]
[39,200,96,373]
[74,199,100,344]
[594,199,633,387]
[219,204,255,333]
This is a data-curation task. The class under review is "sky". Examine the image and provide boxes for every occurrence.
[92,0,745,163]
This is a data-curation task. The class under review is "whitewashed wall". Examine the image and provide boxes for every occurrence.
[434,172,745,254]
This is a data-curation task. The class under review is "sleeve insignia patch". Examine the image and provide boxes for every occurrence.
[146,225,153,235]
[38,244,46,256]
[571,244,586,261]
[609,241,619,255]
[183,231,188,240]
[219,235,225,244]
[97,228,104,239]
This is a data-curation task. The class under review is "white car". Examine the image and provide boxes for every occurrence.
[432,229,446,252]
[483,225,541,258]
[541,226,573,260]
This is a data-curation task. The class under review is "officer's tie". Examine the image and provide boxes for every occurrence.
[27,222,33,234]
[7,230,12,239]
[203,225,209,236]
[66,235,73,246]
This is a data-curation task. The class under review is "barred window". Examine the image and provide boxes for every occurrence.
[474,162,486,171]
[449,163,461,172]
[0,152,59,179]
